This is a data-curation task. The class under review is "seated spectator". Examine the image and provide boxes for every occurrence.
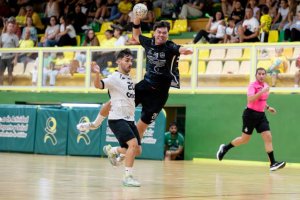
[284,11,300,42]
[192,11,224,43]
[21,16,38,44]
[259,5,272,42]
[238,7,260,42]
[40,16,60,47]
[72,4,87,34]
[32,52,54,86]
[18,29,37,71]
[160,0,176,19]
[221,0,233,18]
[0,21,19,85]
[294,55,300,87]
[267,47,288,87]
[224,17,239,43]
[25,5,45,33]
[116,0,132,25]
[16,7,27,27]
[230,0,245,24]
[44,61,60,86]
[178,0,204,19]
[271,0,289,30]
[57,16,77,46]
[44,0,60,26]
[247,0,260,20]
[164,122,184,161]
[90,0,107,23]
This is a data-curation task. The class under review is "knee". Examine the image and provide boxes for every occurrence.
[135,146,142,156]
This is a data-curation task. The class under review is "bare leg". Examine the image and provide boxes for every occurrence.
[136,119,148,139]
[231,132,251,147]
[261,131,273,153]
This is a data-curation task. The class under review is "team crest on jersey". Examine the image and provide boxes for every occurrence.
[160,52,165,58]
[244,127,248,133]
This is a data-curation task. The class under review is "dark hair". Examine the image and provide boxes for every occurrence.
[49,16,57,25]
[85,29,95,43]
[116,48,133,60]
[105,29,114,35]
[213,11,224,22]
[256,67,267,74]
[169,122,177,128]
[153,21,170,31]
[262,5,269,14]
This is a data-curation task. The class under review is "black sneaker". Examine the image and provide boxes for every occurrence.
[270,161,286,171]
[216,144,227,161]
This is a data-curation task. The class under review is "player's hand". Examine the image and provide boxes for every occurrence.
[261,86,269,93]
[268,107,276,114]
[179,47,193,55]
[91,62,100,73]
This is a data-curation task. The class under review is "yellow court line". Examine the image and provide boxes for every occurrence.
[193,158,300,168]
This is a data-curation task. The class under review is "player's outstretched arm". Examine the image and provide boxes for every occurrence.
[179,47,193,55]
[92,62,104,89]
[132,16,142,43]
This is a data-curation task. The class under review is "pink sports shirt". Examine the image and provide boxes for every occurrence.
[247,81,269,112]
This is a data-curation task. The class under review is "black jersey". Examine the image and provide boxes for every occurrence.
[139,35,181,89]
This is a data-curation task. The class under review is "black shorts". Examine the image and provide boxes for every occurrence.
[0,58,14,74]
[242,108,270,135]
[108,119,141,148]
[135,80,169,124]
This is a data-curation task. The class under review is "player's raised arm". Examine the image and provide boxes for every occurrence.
[132,3,148,43]
[92,62,104,89]
[179,47,193,55]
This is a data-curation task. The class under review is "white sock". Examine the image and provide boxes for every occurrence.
[125,167,133,176]
[92,113,105,127]
[110,147,119,155]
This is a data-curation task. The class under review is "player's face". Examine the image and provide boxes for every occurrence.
[169,125,177,134]
[256,69,266,82]
[153,27,168,45]
[117,55,133,74]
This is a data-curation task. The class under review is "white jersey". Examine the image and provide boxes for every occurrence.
[102,71,135,121]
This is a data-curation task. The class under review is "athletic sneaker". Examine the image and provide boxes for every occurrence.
[76,122,99,132]
[216,144,227,161]
[123,175,141,187]
[270,161,286,171]
[103,145,118,166]
[116,155,125,166]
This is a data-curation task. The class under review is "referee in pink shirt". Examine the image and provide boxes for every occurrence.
[217,68,286,171]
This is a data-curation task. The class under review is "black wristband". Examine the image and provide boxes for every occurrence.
[133,24,141,29]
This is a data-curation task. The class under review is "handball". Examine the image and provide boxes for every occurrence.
[133,3,148,19]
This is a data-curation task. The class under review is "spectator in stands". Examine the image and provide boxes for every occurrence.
[16,7,27,27]
[268,47,288,87]
[265,0,277,19]
[0,21,19,85]
[247,0,260,19]
[164,122,184,161]
[25,5,45,33]
[32,52,53,86]
[160,0,176,19]
[18,29,36,71]
[116,0,132,25]
[259,5,272,42]
[98,0,117,22]
[284,11,300,41]
[40,16,60,47]
[192,11,224,44]
[211,20,227,43]
[140,1,155,32]
[90,0,107,23]
[72,4,88,34]
[221,0,233,18]
[224,17,239,43]
[238,7,260,42]
[2,17,22,39]
[294,55,300,87]
[178,0,204,19]
[230,0,245,23]
[271,0,289,30]
[44,0,60,22]
[0,0,12,27]
[57,16,77,46]
[21,16,38,44]
[282,0,298,34]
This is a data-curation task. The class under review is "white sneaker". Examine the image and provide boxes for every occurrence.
[122,175,141,187]
[103,145,118,166]
[76,122,99,132]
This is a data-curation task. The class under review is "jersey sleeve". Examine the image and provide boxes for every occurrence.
[139,35,151,48]
[167,41,181,55]
[247,83,255,96]
[102,75,115,90]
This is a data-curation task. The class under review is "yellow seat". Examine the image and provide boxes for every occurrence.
[283,48,293,58]
[198,61,206,74]
[178,60,190,75]
[239,61,250,74]
[76,35,81,46]
[97,34,106,43]
[209,49,226,60]
[154,7,161,19]
[241,48,251,60]
[64,51,75,63]
[99,22,113,34]
[169,19,187,34]
[225,48,242,60]
[198,49,210,60]
[222,61,239,74]
[268,30,279,43]
[205,61,223,74]
[257,60,272,70]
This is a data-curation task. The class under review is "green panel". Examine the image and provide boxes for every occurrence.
[34,107,69,155]
[67,106,102,156]
[100,107,166,160]
[0,105,37,152]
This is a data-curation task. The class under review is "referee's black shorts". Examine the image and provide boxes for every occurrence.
[135,80,169,124]
[108,119,141,148]
[242,107,270,135]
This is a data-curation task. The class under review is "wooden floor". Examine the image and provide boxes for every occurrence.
[0,153,299,200]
